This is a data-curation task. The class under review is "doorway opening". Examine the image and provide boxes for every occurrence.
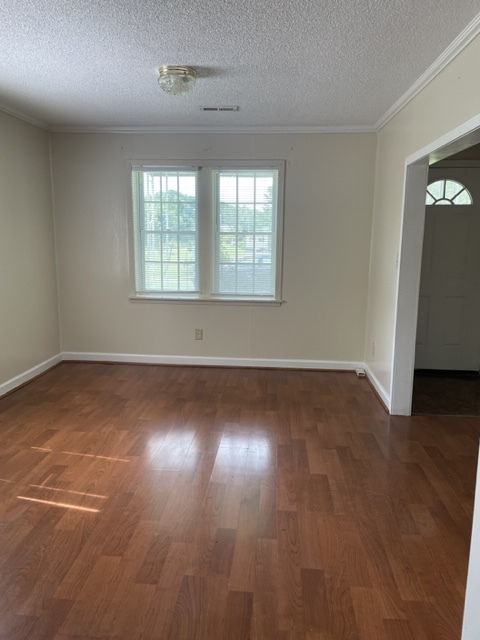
[412,165,480,415]
[391,115,480,415]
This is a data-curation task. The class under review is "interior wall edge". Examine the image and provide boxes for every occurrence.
[462,444,480,639]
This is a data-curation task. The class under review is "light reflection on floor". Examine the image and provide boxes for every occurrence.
[31,446,130,463]
[17,495,100,513]
[146,428,274,474]
[28,484,107,499]
[146,429,197,470]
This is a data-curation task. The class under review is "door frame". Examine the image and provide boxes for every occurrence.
[390,114,480,415]
[416,168,480,372]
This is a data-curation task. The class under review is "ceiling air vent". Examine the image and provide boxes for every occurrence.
[200,106,240,112]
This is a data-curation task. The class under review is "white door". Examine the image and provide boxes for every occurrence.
[415,169,480,371]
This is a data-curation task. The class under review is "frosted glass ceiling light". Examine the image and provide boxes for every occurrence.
[158,65,196,95]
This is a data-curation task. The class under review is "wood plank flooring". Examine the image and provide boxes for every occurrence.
[0,363,479,639]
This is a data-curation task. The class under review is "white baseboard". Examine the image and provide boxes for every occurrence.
[364,364,391,411]
[2,353,392,413]
[62,351,364,371]
[0,354,63,398]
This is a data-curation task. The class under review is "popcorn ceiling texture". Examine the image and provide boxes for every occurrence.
[0,0,478,129]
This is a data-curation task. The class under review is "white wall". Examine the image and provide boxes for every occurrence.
[0,112,60,390]
[51,132,376,365]
[365,33,480,400]
[463,451,480,639]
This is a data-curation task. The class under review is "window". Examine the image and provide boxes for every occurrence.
[132,169,198,293]
[131,162,284,302]
[426,179,473,205]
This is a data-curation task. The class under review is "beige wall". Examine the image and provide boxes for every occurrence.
[3,32,479,385]
[51,132,375,363]
[463,447,480,639]
[0,112,60,387]
[365,33,480,394]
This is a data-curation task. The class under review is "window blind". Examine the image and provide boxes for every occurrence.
[132,167,198,293]
[213,169,278,297]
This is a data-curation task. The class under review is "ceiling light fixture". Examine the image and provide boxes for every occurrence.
[157,65,196,96]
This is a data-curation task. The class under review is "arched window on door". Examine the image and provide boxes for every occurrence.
[426,179,473,205]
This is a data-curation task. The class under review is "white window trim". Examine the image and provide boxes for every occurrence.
[128,159,285,304]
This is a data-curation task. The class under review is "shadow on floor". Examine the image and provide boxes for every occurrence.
[412,369,480,416]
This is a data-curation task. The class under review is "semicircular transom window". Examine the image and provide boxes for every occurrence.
[426,179,473,205]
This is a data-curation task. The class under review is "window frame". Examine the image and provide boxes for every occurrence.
[128,159,285,304]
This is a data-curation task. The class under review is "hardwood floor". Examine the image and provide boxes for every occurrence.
[0,363,479,639]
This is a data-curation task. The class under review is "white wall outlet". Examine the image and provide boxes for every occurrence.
[195,328,204,340]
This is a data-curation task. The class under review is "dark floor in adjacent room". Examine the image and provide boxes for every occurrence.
[0,363,479,639]
[412,369,480,416]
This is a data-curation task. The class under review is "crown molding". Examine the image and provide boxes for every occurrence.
[0,104,376,133]
[0,101,48,129]
[376,12,480,131]
[49,124,377,134]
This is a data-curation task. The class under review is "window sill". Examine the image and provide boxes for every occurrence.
[129,294,284,306]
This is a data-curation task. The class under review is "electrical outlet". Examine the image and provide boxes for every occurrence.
[195,328,204,340]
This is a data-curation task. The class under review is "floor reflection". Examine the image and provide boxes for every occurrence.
[17,495,100,513]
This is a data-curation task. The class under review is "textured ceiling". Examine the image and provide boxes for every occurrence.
[0,0,478,130]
